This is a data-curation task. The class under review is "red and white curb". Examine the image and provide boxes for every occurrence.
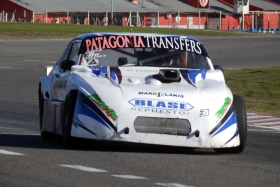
[247,113,280,130]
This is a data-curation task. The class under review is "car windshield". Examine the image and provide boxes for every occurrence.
[80,47,210,70]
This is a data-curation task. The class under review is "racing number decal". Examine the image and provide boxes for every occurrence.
[200,109,209,117]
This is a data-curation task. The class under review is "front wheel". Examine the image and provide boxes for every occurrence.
[63,90,78,146]
[215,95,247,154]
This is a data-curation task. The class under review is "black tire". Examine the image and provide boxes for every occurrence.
[63,90,78,146]
[215,95,247,154]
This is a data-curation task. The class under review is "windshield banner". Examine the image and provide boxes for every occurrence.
[84,36,202,54]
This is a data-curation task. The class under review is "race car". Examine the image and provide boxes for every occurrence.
[38,32,247,153]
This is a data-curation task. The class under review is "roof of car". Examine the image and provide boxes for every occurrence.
[75,32,201,42]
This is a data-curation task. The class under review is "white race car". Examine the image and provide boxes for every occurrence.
[39,32,247,153]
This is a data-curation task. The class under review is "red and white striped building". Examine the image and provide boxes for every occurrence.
[0,0,279,32]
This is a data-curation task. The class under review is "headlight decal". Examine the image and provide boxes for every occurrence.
[72,119,97,137]
[88,93,118,121]
[76,92,117,132]
[74,97,112,131]
[210,111,236,138]
[209,104,235,137]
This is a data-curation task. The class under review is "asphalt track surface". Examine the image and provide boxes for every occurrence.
[0,36,280,187]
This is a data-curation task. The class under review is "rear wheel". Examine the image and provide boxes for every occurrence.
[215,95,247,154]
[63,90,78,146]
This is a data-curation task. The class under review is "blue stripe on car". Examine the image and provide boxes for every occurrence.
[179,69,207,86]
[211,111,237,138]
[224,126,239,145]
[74,91,117,132]
[72,119,98,137]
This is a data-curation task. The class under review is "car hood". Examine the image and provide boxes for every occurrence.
[70,66,230,116]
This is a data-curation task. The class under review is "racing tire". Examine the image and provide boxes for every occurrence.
[214,95,247,154]
[63,90,78,147]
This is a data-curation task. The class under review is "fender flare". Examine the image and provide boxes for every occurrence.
[39,76,52,100]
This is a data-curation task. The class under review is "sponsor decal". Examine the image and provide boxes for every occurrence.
[85,36,202,54]
[129,99,193,111]
[200,109,209,117]
[84,49,106,65]
[215,97,231,122]
[135,69,158,72]
[53,80,67,90]
[131,108,187,115]
[88,94,118,121]
[138,92,184,98]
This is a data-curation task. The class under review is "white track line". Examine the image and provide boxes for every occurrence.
[156,183,195,187]
[24,59,56,63]
[60,165,107,172]
[0,149,24,155]
[0,66,26,70]
[112,175,147,179]
[0,133,40,135]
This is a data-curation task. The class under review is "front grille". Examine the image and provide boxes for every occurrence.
[134,117,191,136]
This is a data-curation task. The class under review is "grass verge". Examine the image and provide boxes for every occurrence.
[224,67,280,117]
[0,22,260,40]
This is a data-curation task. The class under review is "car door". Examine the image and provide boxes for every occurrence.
[51,39,82,101]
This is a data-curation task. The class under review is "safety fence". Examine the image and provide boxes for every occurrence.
[236,12,280,34]
[0,11,125,26]
[0,10,33,22]
[32,11,148,27]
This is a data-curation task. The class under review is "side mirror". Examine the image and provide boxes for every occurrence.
[118,57,127,66]
[213,65,223,72]
[61,60,75,70]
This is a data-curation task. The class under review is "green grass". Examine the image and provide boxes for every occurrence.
[224,67,280,117]
[1,22,279,117]
[0,22,259,39]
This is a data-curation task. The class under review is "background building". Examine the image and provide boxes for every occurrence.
[0,0,279,32]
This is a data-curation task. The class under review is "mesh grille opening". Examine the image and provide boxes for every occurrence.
[134,117,191,136]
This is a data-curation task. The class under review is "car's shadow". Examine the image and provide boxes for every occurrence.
[0,133,218,155]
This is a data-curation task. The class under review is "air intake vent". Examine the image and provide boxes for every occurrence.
[158,69,180,81]
[134,117,191,136]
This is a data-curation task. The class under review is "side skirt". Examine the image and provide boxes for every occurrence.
[42,100,64,135]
